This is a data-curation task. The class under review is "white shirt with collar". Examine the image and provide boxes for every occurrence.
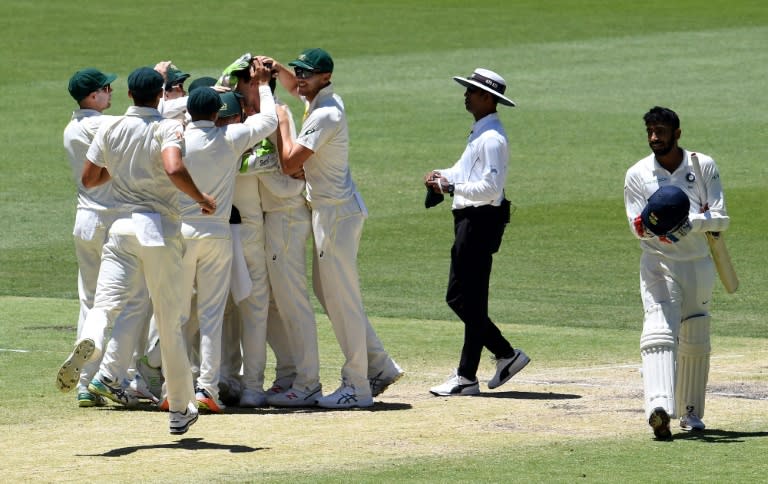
[180,84,278,237]
[624,149,730,261]
[63,108,117,213]
[86,105,185,234]
[296,83,355,206]
[439,112,508,210]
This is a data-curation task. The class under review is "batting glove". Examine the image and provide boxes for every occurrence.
[632,215,654,239]
[663,218,693,243]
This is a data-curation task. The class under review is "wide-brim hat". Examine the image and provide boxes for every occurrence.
[453,68,516,107]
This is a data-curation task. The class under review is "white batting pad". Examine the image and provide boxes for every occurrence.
[675,315,711,418]
[640,304,677,417]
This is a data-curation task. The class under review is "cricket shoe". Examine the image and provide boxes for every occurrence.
[267,376,295,395]
[316,383,373,409]
[169,403,199,435]
[218,377,242,407]
[267,385,322,407]
[88,374,138,407]
[135,355,163,401]
[680,406,706,431]
[370,360,405,397]
[56,339,96,392]
[127,373,159,404]
[239,388,267,408]
[429,370,480,396]
[649,407,673,441]
[77,390,107,408]
[488,349,530,389]
[196,387,226,413]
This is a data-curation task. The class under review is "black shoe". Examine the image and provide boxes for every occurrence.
[648,407,672,441]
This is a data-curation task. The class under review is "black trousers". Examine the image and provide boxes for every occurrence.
[446,203,513,381]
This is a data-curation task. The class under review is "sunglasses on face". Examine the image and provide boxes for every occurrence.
[294,68,317,79]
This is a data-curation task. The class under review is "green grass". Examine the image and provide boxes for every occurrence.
[1,0,767,481]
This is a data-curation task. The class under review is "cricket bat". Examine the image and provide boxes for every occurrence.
[690,153,739,293]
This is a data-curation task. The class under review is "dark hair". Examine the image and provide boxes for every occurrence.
[643,106,680,130]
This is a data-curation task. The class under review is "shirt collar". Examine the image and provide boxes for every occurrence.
[125,105,162,118]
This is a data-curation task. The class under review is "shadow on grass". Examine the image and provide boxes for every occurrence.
[673,429,768,443]
[219,401,414,415]
[477,391,582,400]
[78,437,265,457]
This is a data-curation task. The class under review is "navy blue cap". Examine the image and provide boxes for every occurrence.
[641,185,691,235]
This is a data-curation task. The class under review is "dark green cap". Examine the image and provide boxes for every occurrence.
[188,76,217,94]
[187,87,223,117]
[127,67,164,96]
[68,68,117,102]
[288,48,334,73]
[218,91,243,119]
[165,65,190,91]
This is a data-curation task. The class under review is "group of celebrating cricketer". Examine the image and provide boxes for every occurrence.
[56,48,404,435]
[53,45,732,441]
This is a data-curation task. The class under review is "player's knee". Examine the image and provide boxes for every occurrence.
[679,315,711,356]
[640,304,676,351]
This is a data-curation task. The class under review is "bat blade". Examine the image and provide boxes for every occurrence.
[706,232,739,293]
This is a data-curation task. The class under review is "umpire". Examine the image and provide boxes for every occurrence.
[425,68,530,397]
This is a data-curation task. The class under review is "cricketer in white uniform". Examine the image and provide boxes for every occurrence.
[64,67,215,434]
[179,76,277,413]
[259,99,323,407]
[59,68,149,406]
[624,106,730,440]
[275,48,403,409]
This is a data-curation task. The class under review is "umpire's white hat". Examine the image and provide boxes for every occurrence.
[453,68,516,107]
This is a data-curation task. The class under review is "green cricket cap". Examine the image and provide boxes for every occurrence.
[165,65,191,91]
[218,91,243,119]
[187,87,223,117]
[288,48,334,73]
[68,68,117,102]
[127,67,164,96]
[188,76,217,94]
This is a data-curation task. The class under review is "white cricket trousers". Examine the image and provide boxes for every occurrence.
[265,205,320,392]
[180,236,233,401]
[311,197,392,396]
[80,217,195,412]
[238,218,270,392]
[639,251,714,417]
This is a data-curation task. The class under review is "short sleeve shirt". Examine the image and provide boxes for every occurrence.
[296,84,356,204]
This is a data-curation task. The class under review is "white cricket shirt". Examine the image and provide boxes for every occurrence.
[439,113,509,210]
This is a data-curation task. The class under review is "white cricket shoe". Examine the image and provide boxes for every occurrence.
[488,349,530,389]
[239,388,267,408]
[370,360,405,397]
[56,339,96,392]
[169,402,199,435]
[135,355,163,400]
[267,376,295,395]
[430,370,480,396]
[267,385,322,407]
[316,383,373,409]
[680,406,706,431]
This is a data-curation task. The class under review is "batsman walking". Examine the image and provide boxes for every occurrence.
[624,106,731,440]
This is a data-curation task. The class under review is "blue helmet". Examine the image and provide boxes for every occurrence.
[641,185,691,235]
